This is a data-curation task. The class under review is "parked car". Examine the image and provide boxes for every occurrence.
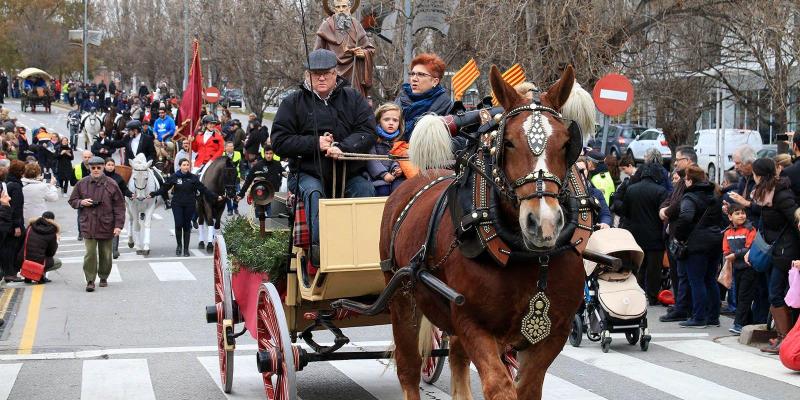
[588,124,648,158]
[625,128,671,163]
[220,88,243,108]
[757,144,777,159]
[693,129,763,179]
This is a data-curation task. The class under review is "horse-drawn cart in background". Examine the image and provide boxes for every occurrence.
[18,68,53,113]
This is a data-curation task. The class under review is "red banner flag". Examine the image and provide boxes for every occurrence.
[178,40,204,139]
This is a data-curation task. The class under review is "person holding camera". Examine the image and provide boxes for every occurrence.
[68,156,126,292]
[20,163,58,222]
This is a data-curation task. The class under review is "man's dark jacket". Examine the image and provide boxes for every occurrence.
[781,157,800,198]
[272,78,376,182]
[621,164,669,251]
[5,175,24,230]
[110,133,156,166]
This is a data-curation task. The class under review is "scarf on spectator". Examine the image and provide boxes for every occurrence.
[399,83,445,136]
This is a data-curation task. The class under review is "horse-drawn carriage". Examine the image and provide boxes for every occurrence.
[18,68,53,113]
[205,65,628,399]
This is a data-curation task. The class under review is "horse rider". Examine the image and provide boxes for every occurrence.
[271,48,376,266]
[236,146,283,232]
[111,120,170,208]
[189,114,225,173]
[81,92,100,113]
[67,104,82,151]
[90,129,114,158]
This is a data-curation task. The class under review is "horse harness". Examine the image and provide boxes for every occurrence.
[382,104,598,346]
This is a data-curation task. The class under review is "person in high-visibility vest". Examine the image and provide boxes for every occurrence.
[586,150,615,205]
[223,142,241,216]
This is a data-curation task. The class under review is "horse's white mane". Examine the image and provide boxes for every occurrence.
[131,153,149,170]
[408,115,453,172]
[561,81,596,146]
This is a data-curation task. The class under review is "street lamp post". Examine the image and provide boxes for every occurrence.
[83,0,88,83]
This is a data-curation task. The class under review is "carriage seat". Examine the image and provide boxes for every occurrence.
[296,197,387,301]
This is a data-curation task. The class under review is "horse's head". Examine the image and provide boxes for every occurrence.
[489,65,585,249]
[131,154,153,193]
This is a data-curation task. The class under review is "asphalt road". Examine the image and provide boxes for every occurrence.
[0,100,797,399]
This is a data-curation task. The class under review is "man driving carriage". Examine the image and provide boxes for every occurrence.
[271,48,376,266]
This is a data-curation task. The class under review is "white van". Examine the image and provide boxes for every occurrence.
[694,129,763,179]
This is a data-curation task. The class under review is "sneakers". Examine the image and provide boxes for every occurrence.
[659,310,689,322]
[4,276,23,283]
[679,319,707,328]
[234,209,239,215]
[227,210,233,216]
[707,318,721,327]
[729,325,742,335]
[99,279,108,287]
[86,281,95,292]
[77,233,83,241]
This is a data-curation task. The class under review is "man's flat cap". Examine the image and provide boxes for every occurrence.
[88,156,105,165]
[306,49,338,71]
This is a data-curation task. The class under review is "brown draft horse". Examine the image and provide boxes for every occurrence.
[381,65,588,400]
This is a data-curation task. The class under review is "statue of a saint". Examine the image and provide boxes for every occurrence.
[315,0,375,98]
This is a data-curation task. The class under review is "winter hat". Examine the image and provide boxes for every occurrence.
[41,211,55,220]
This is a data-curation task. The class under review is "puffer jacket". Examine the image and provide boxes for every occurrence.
[21,178,59,222]
[68,174,126,240]
[756,180,799,268]
[18,217,59,270]
[674,181,723,254]
[271,78,376,184]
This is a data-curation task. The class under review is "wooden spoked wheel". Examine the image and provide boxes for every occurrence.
[421,326,448,384]
[257,282,297,400]
[214,236,235,393]
[502,348,519,382]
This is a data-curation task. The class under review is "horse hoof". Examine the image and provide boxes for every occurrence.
[128,242,134,249]
[143,250,150,256]
[135,250,144,255]
[206,243,214,252]
[198,241,205,249]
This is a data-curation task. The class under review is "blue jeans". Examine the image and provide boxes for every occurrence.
[767,263,790,307]
[226,182,240,212]
[673,252,693,315]
[681,253,721,323]
[288,173,374,245]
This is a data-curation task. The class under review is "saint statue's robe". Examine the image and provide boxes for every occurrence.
[315,15,375,98]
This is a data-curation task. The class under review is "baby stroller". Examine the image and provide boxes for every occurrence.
[570,228,652,353]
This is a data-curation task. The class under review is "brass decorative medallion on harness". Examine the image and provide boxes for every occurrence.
[385,104,597,346]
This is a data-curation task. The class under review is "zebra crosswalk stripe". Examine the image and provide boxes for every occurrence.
[80,359,156,400]
[198,355,278,400]
[107,264,122,283]
[148,261,196,281]
[656,340,800,388]
[560,345,761,400]
[469,363,607,399]
[329,359,452,400]
[0,364,21,400]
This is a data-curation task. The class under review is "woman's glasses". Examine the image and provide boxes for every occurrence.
[408,71,433,79]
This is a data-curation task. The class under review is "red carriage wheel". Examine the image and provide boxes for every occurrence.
[502,348,519,382]
[421,326,448,384]
[257,282,297,400]
[213,236,235,393]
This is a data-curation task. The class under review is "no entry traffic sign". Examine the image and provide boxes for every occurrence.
[592,74,634,117]
[203,86,221,103]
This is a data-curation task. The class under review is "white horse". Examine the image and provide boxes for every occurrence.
[127,154,161,256]
[81,110,103,150]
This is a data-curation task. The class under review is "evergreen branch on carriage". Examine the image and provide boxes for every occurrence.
[222,215,290,283]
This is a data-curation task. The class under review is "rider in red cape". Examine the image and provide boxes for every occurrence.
[190,115,225,170]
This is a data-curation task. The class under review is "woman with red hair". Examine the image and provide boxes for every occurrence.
[395,53,453,140]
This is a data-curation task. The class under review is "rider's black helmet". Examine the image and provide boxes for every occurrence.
[202,114,218,124]
[125,120,142,131]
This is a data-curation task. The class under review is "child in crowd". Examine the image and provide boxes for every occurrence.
[367,103,405,196]
[722,203,757,335]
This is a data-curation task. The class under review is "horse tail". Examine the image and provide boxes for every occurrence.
[561,81,596,145]
[418,315,434,360]
[408,115,452,172]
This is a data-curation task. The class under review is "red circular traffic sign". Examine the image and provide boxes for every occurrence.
[592,74,634,117]
[203,86,221,103]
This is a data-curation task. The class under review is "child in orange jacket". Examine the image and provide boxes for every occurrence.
[722,203,757,335]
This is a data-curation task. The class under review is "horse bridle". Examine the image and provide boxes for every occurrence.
[132,167,149,193]
[490,104,569,204]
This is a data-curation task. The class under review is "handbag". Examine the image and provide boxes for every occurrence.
[717,259,733,289]
[785,267,800,308]
[669,204,713,260]
[749,220,788,273]
[20,228,45,281]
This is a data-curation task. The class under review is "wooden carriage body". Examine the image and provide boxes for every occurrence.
[284,197,391,331]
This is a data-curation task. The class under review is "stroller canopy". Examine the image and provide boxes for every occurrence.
[583,228,644,277]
